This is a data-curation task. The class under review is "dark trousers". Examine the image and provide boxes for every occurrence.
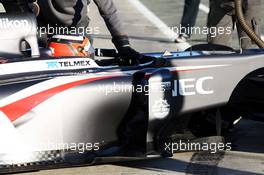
[180,0,201,36]
[207,0,261,49]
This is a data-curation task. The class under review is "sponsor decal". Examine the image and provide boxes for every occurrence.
[58,60,91,67]
[0,18,29,29]
[46,60,92,69]
[173,76,214,96]
[46,61,59,68]
[152,98,170,119]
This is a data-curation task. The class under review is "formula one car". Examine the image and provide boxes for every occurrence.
[0,0,264,173]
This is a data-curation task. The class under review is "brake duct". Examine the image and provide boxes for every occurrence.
[234,0,264,48]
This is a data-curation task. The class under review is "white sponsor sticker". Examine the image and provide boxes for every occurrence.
[0,58,99,75]
[172,76,214,97]
[152,98,170,119]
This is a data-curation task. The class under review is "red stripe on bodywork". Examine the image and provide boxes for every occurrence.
[144,68,204,78]
[171,68,204,73]
[0,76,114,122]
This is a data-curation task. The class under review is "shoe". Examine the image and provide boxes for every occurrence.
[175,34,189,43]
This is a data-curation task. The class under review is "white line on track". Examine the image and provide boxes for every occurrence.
[128,1,264,49]
[127,0,191,51]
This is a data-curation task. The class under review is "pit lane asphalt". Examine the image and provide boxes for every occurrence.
[0,1,264,174]
[18,119,264,175]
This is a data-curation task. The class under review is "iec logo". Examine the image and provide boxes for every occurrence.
[46,61,59,68]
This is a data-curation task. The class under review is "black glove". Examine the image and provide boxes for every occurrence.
[117,46,142,66]
[112,36,141,65]
[113,36,154,66]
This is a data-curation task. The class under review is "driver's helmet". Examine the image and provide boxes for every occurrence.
[48,35,94,57]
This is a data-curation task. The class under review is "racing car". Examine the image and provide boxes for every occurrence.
[0,0,264,173]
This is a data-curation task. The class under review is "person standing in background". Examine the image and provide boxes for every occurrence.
[207,0,261,49]
[175,0,201,43]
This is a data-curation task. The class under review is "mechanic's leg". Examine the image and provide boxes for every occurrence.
[180,0,201,36]
[237,0,261,49]
[207,0,234,47]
